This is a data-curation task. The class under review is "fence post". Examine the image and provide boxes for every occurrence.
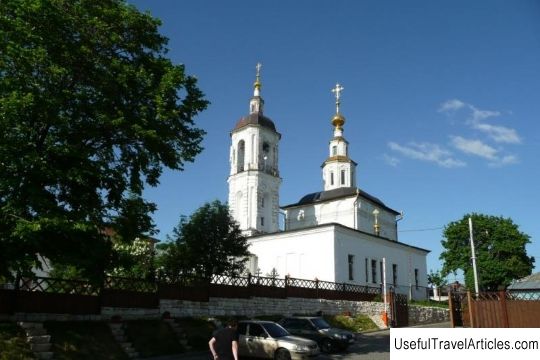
[467,291,475,328]
[285,275,289,298]
[499,290,509,328]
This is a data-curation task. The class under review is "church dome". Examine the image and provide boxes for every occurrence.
[233,112,277,132]
[331,113,345,128]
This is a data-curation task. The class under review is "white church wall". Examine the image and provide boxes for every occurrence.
[333,226,428,300]
[356,200,398,241]
[248,227,336,281]
[284,198,357,231]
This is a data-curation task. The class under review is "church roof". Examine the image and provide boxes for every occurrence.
[233,112,277,132]
[282,186,400,214]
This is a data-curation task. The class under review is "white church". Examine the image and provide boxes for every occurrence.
[227,65,429,300]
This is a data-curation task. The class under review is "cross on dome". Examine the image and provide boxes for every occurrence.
[331,83,344,114]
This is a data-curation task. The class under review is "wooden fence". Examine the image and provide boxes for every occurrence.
[449,290,540,328]
[0,274,382,315]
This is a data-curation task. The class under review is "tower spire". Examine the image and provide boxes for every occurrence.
[254,62,262,96]
[250,62,264,114]
[321,82,356,190]
[330,83,345,136]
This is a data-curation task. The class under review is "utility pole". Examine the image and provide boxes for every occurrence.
[469,217,480,294]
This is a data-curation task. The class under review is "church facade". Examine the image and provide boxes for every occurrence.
[227,65,429,300]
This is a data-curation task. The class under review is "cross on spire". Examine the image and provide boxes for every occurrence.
[256,62,262,77]
[331,83,344,113]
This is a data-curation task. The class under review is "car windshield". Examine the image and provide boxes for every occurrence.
[311,318,330,329]
[262,323,290,338]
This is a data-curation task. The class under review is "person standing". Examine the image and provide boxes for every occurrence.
[209,319,239,360]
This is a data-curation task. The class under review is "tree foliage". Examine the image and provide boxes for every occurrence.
[157,201,249,280]
[0,0,208,281]
[440,213,534,291]
[427,270,447,289]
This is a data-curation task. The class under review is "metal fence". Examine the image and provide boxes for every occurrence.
[0,274,384,315]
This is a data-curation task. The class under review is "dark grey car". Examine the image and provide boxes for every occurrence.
[278,317,355,353]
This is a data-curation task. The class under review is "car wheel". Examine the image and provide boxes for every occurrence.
[320,339,334,353]
[275,348,291,360]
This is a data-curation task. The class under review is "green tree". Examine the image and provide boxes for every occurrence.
[0,0,208,282]
[427,270,447,300]
[440,213,534,291]
[159,201,249,280]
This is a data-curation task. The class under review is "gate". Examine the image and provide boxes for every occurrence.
[448,290,466,327]
[389,288,409,327]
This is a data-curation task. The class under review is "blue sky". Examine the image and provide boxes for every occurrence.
[132,0,540,280]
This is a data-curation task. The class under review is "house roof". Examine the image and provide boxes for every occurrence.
[281,186,400,214]
[507,272,540,290]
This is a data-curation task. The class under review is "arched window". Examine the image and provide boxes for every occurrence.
[330,171,334,186]
[237,140,245,172]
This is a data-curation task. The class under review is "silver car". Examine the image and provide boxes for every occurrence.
[238,320,320,360]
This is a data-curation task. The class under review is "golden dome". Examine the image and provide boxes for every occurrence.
[332,113,345,128]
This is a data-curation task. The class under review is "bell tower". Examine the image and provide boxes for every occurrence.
[322,83,357,190]
[228,64,281,235]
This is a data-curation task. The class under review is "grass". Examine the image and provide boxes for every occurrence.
[124,320,184,357]
[0,322,34,360]
[409,299,449,309]
[46,321,128,360]
[325,314,379,332]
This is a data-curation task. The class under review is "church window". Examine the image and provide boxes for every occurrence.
[330,172,334,185]
[237,140,245,172]
[415,268,419,289]
[262,142,270,154]
[332,145,337,156]
[261,196,265,208]
[297,210,305,221]
[341,170,346,185]
[371,259,377,284]
[348,255,354,281]
[261,217,264,226]
[392,264,398,286]
[365,258,368,283]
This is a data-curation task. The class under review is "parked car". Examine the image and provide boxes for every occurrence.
[278,317,355,353]
[237,320,320,360]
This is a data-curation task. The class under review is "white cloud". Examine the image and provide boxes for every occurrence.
[383,154,400,167]
[473,123,521,144]
[450,136,519,167]
[438,99,466,113]
[450,136,498,160]
[488,155,519,168]
[388,141,466,168]
[470,106,501,122]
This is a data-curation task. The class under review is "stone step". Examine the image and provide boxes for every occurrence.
[26,328,48,336]
[27,335,51,344]
[31,342,52,352]
[120,342,133,350]
[18,322,44,330]
[35,352,54,360]
[114,334,127,342]
[109,323,125,330]
[111,327,124,336]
